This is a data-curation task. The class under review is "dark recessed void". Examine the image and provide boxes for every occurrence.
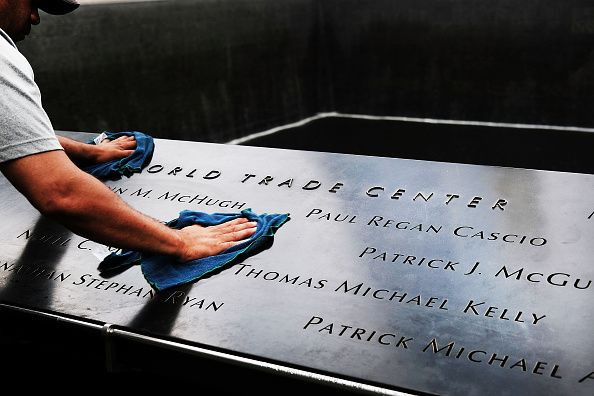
[240,116,594,174]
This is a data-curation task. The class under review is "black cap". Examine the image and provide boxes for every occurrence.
[39,0,80,15]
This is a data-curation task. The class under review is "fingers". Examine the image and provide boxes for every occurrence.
[222,238,254,250]
[214,217,249,226]
[225,224,258,242]
[112,136,135,142]
[211,218,257,242]
[176,219,258,261]
[113,136,137,149]
[212,217,254,231]
[101,136,137,150]
[121,138,137,149]
[104,149,135,161]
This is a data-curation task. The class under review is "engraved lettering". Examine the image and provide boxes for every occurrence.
[489,354,509,367]
[445,194,460,205]
[390,189,405,199]
[463,300,484,315]
[335,280,364,294]
[231,202,246,210]
[306,209,322,218]
[453,227,546,246]
[359,247,376,257]
[468,350,487,362]
[423,338,455,355]
[189,194,208,205]
[303,316,323,329]
[130,188,152,198]
[302,315,413,348]
[510,359,528,371]
[277,178,293,188]
[367,216,383,226]
[72,273,91,286]
[495,266,591,290]
[17,229,31,240]
[168,166,183,175]
[579,371,594,383]
[302,180,321,190]
[413,192,433,202]
[147,164,163,173]
[462,299,545,325]
[259,176,274,185]
[366,186,384,197]
[241,174,256,183]
[203,170,221,180]
[492,199,508,211]
[467,196,482,208]
[423,338,563,379]
[110,186,127,194]
[158,191,180,201]
[328,182,343,193]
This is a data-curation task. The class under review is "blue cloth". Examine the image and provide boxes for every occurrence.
[83,131,154,180]
[98,208,290,291]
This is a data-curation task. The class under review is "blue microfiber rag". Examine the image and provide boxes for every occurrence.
[98,208,290,291]
[83,131,155,180]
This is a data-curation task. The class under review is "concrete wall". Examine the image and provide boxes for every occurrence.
[20,0,320,141]
[18,0,594,141]
[320,0,594,127]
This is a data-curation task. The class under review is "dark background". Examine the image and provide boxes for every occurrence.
[18,0,594,144]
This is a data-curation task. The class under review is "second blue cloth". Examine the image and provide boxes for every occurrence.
[83,131,154,180]
[98,208,290,291]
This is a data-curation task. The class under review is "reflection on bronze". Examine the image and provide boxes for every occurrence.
[0,133,592,395]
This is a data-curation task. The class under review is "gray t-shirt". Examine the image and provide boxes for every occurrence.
[0,28,62,163]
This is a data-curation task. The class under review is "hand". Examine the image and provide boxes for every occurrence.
[176,217,258,262]
[93,135,137,163]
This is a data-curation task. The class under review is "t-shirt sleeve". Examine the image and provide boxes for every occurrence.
[0,40,62,163]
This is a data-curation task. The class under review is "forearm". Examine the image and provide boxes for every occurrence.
[1,150,257,262]
[1,150,184,258]
[49,173,184,257]
[57,134,136,166]
[56,135,96,165]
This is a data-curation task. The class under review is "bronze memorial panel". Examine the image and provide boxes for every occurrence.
[0,134,592,395]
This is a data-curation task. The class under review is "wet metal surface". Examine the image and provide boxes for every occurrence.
[0,134,593,395]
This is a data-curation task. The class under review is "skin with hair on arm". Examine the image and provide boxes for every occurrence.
[0,149,257,262]
[56,134,137,167]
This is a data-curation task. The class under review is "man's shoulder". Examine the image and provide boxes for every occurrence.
[0,32,15,65]
[0,28,16,49]
[0,28,21,66]
[0,31,34,85]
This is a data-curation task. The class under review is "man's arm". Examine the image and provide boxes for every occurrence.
[0,150,257,262]
[57,135,136,166]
